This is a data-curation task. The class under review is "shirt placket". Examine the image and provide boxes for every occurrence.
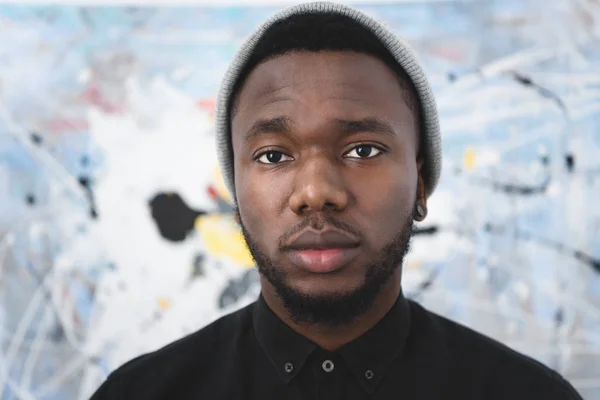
[314,353,345,400]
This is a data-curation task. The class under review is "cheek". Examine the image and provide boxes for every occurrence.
[235,166,290,245]
[353,162,417,234]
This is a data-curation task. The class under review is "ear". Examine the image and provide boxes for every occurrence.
[234,208,241,225]
[414,157,428,221]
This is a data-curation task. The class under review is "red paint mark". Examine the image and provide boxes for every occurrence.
[430,46,467,62]
[207,185,219,200]
[78,80,127,114]
[43,118,89,133]
[197,98,215,111]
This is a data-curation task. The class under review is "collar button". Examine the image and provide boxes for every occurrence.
[365,370,374,380]
[284,362,294,373]
[322,360,335,373]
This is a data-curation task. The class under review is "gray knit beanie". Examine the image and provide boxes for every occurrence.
[214,1,441,204]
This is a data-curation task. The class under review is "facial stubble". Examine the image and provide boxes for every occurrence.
[239,212,414,327]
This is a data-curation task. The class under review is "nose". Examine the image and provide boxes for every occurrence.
[288,155,349,215]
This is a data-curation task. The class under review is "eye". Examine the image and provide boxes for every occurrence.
[345,145,383,159]
[256,151,293,164]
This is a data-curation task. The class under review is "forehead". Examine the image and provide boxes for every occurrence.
[232,51,414,127]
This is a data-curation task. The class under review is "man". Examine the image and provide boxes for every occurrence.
[91,2,583,399]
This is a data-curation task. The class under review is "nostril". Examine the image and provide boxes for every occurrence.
[323,202,337,210]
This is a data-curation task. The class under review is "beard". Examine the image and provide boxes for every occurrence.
[239,211,415,327]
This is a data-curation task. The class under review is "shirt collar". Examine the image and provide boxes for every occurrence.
[253,294,317,384]
[253,292,411,393]
[337,293,411,394]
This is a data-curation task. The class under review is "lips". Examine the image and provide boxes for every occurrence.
[283,229,360,274]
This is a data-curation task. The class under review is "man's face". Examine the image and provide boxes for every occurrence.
[231,51,425,325]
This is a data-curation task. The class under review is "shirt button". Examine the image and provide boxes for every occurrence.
[322,360,335,372]
[365,370,374,380]
[284,362,294,373]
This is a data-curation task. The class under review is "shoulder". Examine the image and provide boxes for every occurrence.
[114,301,254,378]
[408,301,582,400]
[90,301,256,399]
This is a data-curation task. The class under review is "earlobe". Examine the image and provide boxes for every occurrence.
[415,159,428,221]
[415,204,426,220]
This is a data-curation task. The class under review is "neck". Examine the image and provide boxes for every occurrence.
[260,272,402,351]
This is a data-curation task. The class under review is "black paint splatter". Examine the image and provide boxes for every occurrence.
[148,192,206,242]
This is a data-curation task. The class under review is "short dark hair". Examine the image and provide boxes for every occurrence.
[229,13,422,147]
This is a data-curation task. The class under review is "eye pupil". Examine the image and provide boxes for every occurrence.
[356,146,372,158]
[266,152,283,163]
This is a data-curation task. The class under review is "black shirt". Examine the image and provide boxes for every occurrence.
[91,294,582,399]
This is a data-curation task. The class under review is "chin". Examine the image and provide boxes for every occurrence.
[284,273,365,299]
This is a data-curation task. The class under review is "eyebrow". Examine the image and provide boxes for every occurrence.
[243,116,397,143]
[334,118,397,137]
[244,116,294,143]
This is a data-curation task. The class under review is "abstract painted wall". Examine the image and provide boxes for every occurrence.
[0,1,599,399]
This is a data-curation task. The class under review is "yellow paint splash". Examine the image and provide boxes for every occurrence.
[463,146,476,171]
[195,214,254,268]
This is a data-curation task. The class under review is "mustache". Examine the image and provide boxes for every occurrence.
[277,214,363,250]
